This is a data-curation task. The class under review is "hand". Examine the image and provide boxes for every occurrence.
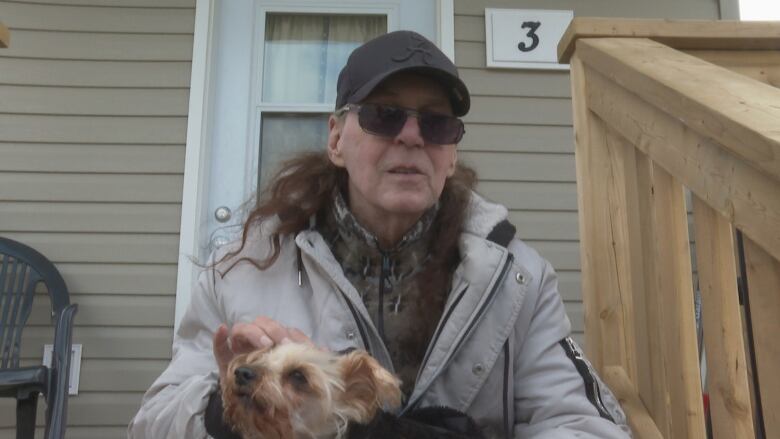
[213,316,312,379]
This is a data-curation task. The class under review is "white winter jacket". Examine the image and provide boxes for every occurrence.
[128,193,631,438]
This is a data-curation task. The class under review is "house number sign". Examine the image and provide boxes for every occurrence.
[485,9,573,70]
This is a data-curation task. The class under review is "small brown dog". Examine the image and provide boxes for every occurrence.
[221,343,402,439]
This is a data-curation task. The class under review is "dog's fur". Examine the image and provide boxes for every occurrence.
[221,343,402,439]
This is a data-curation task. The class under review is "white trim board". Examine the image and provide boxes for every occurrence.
[175,0,216,330]
[437,0,455,62]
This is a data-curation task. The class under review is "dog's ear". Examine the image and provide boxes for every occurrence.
[336,350,402,423]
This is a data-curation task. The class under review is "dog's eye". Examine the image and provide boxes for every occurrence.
[288,369,308,387]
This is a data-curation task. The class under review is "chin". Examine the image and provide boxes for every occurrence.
[221,343,402,439]
[379,192,437,216]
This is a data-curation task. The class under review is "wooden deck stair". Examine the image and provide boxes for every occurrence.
[559,18,780,439]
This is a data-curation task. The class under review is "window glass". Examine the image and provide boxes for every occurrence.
[258,13,386,187]
[259,113,330,188]
[262,14,387,104]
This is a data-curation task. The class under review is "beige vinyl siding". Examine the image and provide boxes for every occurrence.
[455,0,722,348]
[0,0,194,437]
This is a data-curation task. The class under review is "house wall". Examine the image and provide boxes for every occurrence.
[0,0,733,437]
[454,0,723,348]
[0,1,194,437]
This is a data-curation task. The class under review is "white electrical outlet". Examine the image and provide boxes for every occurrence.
[42,344,82,395]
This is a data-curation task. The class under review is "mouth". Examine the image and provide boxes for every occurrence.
[388,166,423,175]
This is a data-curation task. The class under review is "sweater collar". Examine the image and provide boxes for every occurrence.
[329,189,438,253]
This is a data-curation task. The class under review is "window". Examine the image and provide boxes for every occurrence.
[256,13,387,188]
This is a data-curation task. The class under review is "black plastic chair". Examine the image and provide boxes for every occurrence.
[0,237,78,439]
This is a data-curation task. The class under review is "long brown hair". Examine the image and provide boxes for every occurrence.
[219,151,476,277]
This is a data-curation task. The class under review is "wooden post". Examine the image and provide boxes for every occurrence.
[743,237,780,438]
[648,164,706,439]
[692,196,755,438]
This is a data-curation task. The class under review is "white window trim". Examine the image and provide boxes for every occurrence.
[175,0,456,332]
[247,3,400,194]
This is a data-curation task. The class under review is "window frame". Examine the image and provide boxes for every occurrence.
[246,2,399,191]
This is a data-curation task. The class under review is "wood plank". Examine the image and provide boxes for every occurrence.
[524,240,581,271]
[11,0,193,6]
[0,58,193,87]
[570,53,606,371]
[17,358,169,392]
[477,181,578,211]
[459,68,571,98]
[460,123,573,153]
[577,37,780,182]
[559,18,780,62]
[460,151,575,182]
[0,391,147,427]
[456,0,720,18]
[0,114,187,143]
[684,50,780,89]
[0,173,183,202]
[455,41,488,69]
[692,196,755,439]
[0,426,132,439]
[0,85,190,116]
[0,2,195,33]
[632,149,671,434]
[26,294,174,327]
[0,202,181,233]
[0,143,185,173]
[0,232,179,264]
[603,366,664,439]
[57,263,177,295]
[455,15,484,42]
[77,359,168,392]
[464,95,573,126]
[564,301,584,332]
[0,22,8,48]
[584,64,780,262]
[555,270,582,302]
[649,163,706,438]
[743,236,780,438]
[507,210,579,241]
[0,29,193,60]
[19,326,173,359]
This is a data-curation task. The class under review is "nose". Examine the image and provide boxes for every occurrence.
[234,367,257,386]
[394,114,424,148]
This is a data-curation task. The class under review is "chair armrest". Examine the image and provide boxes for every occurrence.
[45,303,78,439]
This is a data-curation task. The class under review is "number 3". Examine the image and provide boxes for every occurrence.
[518,21,541,52]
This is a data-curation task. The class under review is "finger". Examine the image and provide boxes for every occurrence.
[252,316,290,345]
[230,323,273,353]
[286,327,313,346]
[213,324,231,375]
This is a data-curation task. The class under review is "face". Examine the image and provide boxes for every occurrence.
[327,72,458,228]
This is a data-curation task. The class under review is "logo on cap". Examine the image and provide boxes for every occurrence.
[391,34,434,65]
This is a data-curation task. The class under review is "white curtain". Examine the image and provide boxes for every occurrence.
[262,14,387,104]
[258,14,386,187]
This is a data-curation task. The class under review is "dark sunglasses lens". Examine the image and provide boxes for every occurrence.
[358,104,406,137]
[419,114,464,144]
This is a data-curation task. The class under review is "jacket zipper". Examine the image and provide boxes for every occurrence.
[377,253,390,341]
[413,281,470,385]
[405,252,514,411]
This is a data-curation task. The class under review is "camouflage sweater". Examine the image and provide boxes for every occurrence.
[318,190,443,397]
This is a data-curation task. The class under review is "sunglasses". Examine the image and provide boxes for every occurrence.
[336,103,465,145]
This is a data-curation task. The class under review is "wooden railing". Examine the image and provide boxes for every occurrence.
[559,19,780,439]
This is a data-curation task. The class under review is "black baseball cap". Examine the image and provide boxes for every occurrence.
[335,30,471,116]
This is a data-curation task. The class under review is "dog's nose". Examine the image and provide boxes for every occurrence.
[234,367,257,386]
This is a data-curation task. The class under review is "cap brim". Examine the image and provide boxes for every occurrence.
[345,65,470,116]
